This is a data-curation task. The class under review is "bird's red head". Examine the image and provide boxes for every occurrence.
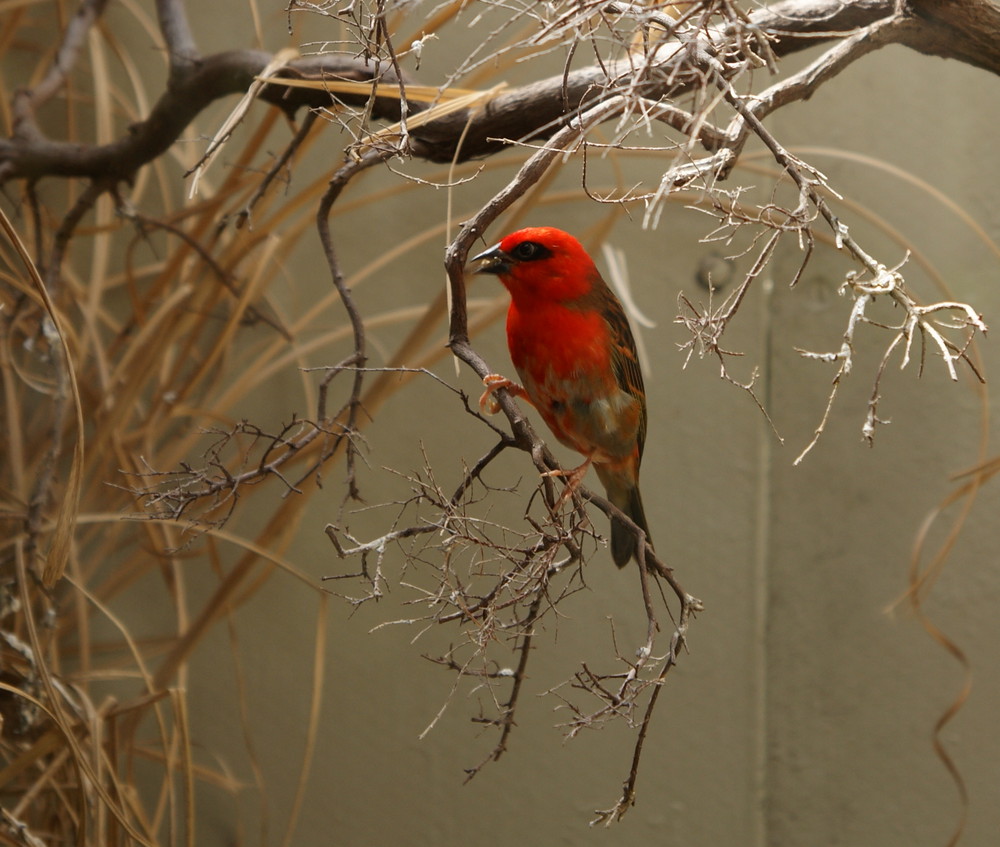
[469,226,598,303]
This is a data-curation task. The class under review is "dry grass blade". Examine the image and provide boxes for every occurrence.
[13,543,157,846]
[353,83,508,153]
[0,206,84,587]
[189,46,302,197]
[258,76,488,102]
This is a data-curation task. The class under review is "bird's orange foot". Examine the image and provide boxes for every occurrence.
[542,454,594,507]
[479,373,528,415]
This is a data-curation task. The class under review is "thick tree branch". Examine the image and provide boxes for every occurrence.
[409,0,1000,163]
[156,0,200,75]
[4,1,999,185]
[1,52,408,183]
[903,0,1000,73]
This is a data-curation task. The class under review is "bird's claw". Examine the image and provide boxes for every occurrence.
[542,455,594,508]
[479,373,523,415]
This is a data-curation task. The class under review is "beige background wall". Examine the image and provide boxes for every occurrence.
[169,7,1000,846]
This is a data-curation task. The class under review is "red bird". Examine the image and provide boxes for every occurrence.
[469,226,651,567]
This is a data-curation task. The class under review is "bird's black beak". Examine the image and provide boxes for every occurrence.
[466,243,511,276]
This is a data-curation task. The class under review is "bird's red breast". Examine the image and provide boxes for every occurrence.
[472,227,646,466]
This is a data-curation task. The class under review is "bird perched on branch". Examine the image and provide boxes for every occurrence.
[468,226,651,567]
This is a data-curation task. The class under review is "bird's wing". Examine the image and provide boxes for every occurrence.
[599,284,648,461]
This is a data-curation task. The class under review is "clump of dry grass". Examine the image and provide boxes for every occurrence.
[0,4,472,843]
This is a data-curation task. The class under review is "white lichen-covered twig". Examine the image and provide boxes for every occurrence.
[795,259,986,462]
[625,13,989,460]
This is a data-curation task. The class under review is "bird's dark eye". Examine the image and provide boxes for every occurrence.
[511,241,552,262]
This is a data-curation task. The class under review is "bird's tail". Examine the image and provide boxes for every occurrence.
[596,466,652,568]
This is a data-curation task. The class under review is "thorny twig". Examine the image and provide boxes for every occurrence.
[648,26,987,458]
[325,431,702,796]
[676,228,785,441]
[794,261,986,462]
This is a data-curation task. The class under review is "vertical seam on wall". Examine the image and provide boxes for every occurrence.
[752,274,775,847]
